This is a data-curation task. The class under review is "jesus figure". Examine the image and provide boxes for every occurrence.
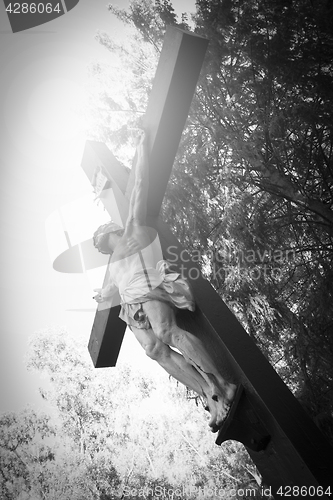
[93,130,240,432]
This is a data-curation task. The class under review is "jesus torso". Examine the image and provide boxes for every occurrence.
[108,223,164,300]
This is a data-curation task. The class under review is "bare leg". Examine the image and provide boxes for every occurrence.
[142,300,238,426]
[131,326,222,430]
[126,130,149,227]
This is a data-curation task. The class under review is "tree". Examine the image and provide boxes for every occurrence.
[24,327,267,498]
[0,409,55,500]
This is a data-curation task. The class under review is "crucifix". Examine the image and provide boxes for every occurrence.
[80,26,333,497]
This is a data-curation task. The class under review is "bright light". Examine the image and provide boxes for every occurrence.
[27,78,87,142]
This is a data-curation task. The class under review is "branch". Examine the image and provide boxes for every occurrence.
[181,431,206,462]
[258,166,333,229]
[145,446,156,477]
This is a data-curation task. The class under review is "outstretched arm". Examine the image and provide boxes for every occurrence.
[126,130,149,227]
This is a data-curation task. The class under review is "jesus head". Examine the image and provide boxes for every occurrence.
[93,221,124,254]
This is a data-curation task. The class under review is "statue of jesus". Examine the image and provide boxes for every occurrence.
[93,130,240,432]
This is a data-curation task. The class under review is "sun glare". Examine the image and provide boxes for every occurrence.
[27,78,87,142]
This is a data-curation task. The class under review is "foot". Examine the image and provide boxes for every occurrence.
[204,396,221,433]
[206,384,240,431]
[205,395,230,432]
[136,128,147,147]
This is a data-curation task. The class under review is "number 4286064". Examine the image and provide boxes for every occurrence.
[6,3,62,14]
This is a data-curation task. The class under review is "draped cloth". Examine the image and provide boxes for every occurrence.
[119,260,195,330]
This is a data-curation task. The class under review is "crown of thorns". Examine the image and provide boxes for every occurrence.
[93,221,123,254]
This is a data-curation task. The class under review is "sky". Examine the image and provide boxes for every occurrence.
[0,0,197,413]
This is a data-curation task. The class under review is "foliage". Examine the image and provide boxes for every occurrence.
[1,327,268,498]
[0,409,55,500]
[89,0,333,444]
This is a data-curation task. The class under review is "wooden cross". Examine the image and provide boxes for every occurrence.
[81,26,333,496]
[81,26,210,367]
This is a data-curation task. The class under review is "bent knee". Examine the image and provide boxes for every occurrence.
[144,339,169,361]
[152,323,175,346]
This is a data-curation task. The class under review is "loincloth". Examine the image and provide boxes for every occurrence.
[119,261,195,330]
